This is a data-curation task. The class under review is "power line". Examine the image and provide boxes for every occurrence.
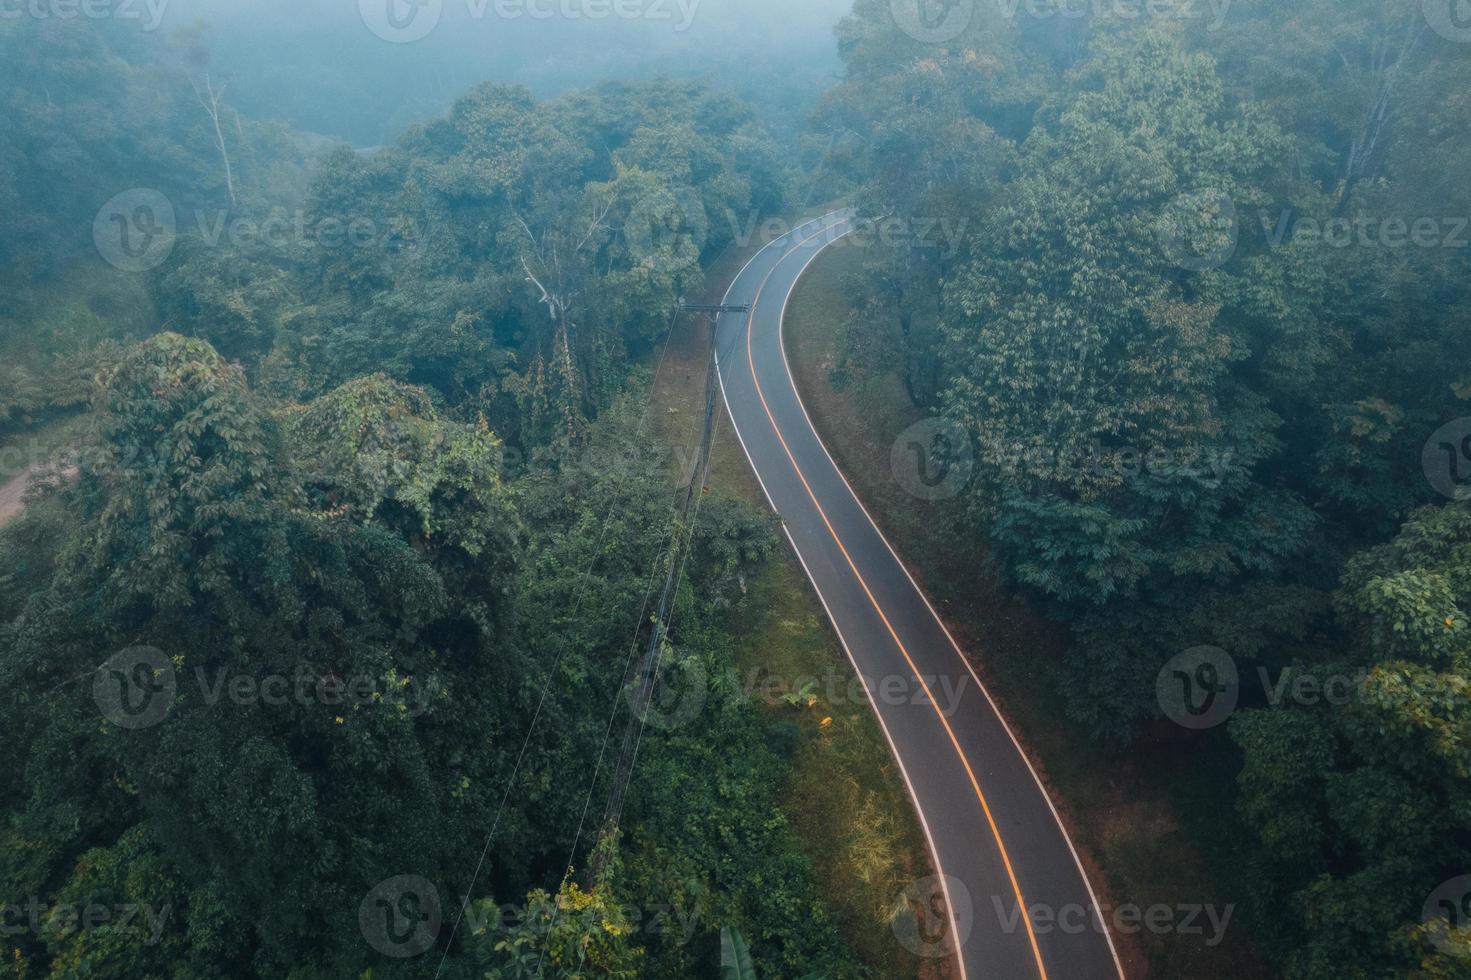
[537,303,725,976]
[432,302,686,979]
[591,299,726,870]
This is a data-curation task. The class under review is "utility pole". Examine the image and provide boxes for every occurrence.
[588,301,748,877]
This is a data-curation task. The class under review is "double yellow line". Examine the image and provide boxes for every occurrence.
[734,219,1050,980]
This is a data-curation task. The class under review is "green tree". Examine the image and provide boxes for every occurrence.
[1233,502,1471,977]
[0,335,509,976]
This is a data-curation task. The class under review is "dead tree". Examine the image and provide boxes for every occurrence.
[191,72,238,209]
[1336,13,1428,213]
[514,196,613,437]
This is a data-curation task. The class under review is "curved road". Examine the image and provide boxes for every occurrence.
[714,212,1125,980]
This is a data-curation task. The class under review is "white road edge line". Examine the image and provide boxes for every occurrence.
[773,220,1128,980]
[713,218,971,980]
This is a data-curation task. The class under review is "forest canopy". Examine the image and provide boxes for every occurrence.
[819,0,1471,974]
[3,1,1470,977]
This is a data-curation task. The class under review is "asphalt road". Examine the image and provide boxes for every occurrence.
[713,212,1126,980]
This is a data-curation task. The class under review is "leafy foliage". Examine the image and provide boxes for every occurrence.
[0,26,843,979]
[1233,504,1471,978]
[826,4,1471,972]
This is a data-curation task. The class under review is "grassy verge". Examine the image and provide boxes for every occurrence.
[648,236,944,979]
[780,241,1271,979]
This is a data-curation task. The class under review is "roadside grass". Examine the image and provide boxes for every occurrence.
[648,237,944,979]
[781,241,1272,979]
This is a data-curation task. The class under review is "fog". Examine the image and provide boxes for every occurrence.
[5,0,1471,977]
[139,0,854,145]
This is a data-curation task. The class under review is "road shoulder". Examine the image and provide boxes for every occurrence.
[781,240,1271,980]
[650,235,945,978]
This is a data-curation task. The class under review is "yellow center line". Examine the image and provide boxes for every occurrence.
[741,222,1049,980]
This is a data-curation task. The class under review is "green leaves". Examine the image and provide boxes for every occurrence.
[828,9,1471,974]
[286,373,516,563]
[720,926,757,980]
[1232,503,1471,977]
[1339,504,1471,668]
[267,79,788,452]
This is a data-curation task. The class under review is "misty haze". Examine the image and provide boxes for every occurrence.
[1,1,1468,977]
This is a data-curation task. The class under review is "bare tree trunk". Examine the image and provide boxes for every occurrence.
[193,73,238,209]
[515,198,613,436]
[1336,16,1426,214]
